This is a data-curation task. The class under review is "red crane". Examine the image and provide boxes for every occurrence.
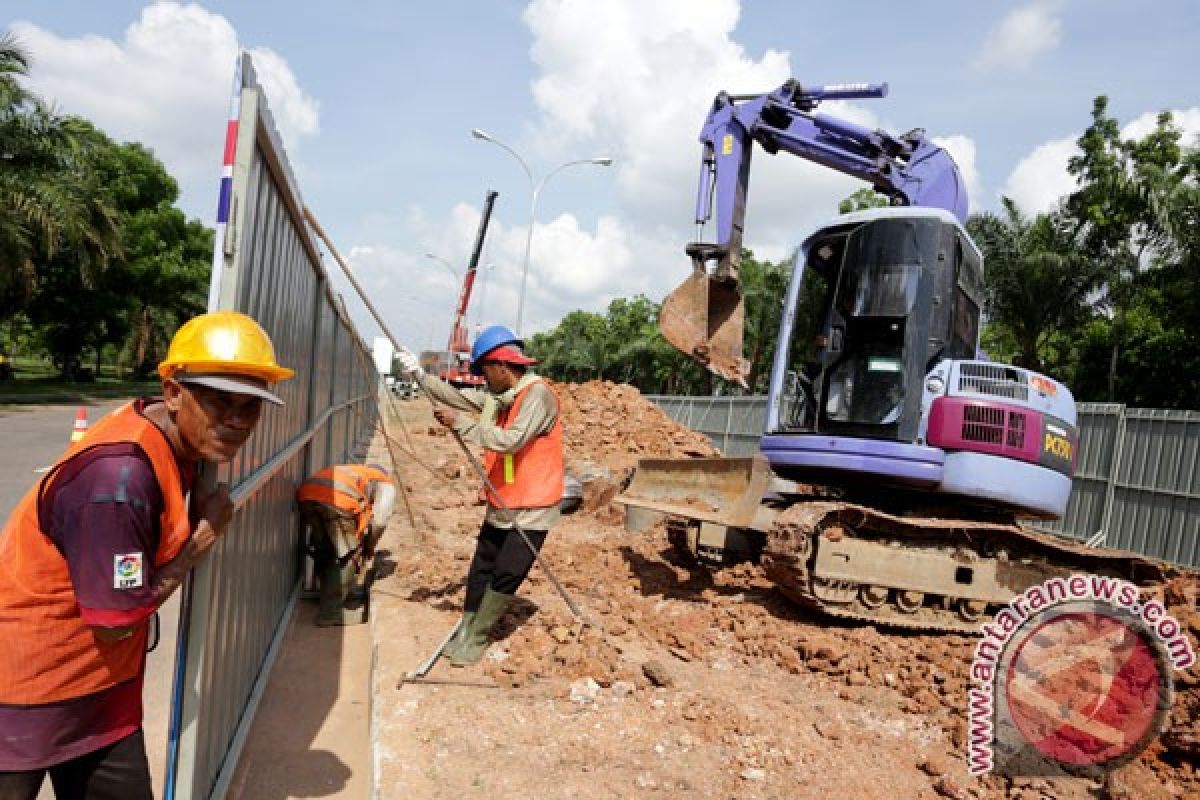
[420,190,498,387]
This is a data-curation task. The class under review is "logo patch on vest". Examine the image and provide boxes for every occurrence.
[114,553,144,589]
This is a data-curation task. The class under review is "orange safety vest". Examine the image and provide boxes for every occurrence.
[480,381,564,509]
[296,465,391,538]
[0,402,192,705]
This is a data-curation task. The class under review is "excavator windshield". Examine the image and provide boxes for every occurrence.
[775,213,957,441]
[837,261,922,318]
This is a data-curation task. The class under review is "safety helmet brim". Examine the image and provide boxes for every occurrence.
[176,372,285,405]
[470,345,538,375]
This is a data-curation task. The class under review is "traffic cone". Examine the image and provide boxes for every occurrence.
[70,407,89,443]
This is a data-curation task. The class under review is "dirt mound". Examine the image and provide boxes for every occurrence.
[550,379,719,525]
[378,384,1200,800]
[550,379,718,474]
[1162,574,1200,759]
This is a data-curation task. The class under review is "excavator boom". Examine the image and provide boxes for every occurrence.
[661,79,967,384]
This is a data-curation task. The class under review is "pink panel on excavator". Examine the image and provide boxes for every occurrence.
[926,397,1043,464]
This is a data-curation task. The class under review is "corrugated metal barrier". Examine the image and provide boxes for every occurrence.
[166,54,378,800]
[648,396,1200,569]
[646,395,765,456]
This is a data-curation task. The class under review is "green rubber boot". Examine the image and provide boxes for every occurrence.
[448,589,513,667]
[316,559,361,626]
[439,611,476,662]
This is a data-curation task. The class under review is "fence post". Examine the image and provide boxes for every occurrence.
[1095,406,1128,549]
[723,398,734,453]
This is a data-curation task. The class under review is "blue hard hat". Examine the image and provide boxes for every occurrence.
[470,325,524,375]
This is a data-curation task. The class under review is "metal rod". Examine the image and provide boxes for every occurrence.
[408,619,463,680]
[303,207,590,626]
[398,675,500,689]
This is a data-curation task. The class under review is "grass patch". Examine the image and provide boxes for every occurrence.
[0,377,159,406]
[0,357,159,406]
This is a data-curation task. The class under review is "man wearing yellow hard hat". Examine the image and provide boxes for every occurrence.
[0,311,292,800]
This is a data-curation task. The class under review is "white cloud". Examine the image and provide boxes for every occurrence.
[971,1,1064,73]
[343,0,986,343]
[12,2,318,219]
[1122,108,1200,146]
[1001,107,1200,216]
[1000,136,1078,215]
[450,0,973,335]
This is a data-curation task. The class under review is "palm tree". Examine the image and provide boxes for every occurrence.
[0,34,120,318]
[967,199,1105,372]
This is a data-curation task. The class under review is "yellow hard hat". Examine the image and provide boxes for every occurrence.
[158,311,295,385]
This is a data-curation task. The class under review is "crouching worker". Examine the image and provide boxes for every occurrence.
[397,325,562,666]
[296,463,395,626]
[0,311,292,799]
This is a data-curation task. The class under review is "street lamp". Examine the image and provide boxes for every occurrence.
[423,251,461,281]
[471,127,612,335]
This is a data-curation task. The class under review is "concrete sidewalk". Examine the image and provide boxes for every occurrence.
[225,597,373,800]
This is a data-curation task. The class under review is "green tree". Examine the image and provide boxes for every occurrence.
[93,139,210,374]
[0,34,120,318]
[528,251,793,396]
[838,187,890,214]
[24,121,210,378]
[966,199,1104,372]
[528,310,610,382]
[1064,97,1196,401]
[739,249,791,393]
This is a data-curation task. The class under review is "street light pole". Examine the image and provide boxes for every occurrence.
[471,128,612,335]
[423,251,461,281]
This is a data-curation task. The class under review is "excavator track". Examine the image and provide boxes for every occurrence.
[760,501,1170,635]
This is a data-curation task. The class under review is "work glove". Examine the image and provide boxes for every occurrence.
[396,347,423,379]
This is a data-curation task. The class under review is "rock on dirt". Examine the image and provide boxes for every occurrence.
[371,380,1200,800]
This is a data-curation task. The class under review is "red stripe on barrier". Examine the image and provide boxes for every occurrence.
[222,120,239,165]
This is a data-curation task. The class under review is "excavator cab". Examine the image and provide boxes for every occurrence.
[773,208,983,447]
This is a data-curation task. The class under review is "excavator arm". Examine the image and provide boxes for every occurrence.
[660,79,968,385]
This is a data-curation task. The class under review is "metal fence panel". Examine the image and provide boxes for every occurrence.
[169,55,378,800]
[649,395,1200,568]
[646,395,767,456]
[1032,404,1124,540]
[1104,409,1200,565]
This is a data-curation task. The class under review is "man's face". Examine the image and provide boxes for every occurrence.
[479,361,515,393]
[164,380,264,462]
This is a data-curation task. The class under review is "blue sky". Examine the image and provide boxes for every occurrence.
[7,1,1198,351]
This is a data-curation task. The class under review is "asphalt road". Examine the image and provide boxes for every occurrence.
[0,400,128,513]
[0,400,180,798]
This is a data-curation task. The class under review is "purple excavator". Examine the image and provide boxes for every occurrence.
[617,80,1162,632]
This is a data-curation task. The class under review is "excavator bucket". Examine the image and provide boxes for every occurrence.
[615,455,773,531]
[659,271,750,387]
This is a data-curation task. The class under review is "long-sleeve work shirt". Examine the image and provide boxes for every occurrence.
[419,373,561,530]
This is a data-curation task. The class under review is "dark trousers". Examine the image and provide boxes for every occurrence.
[463,522,547,611]
[0,729,152,800]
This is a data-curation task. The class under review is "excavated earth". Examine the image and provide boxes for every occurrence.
[369,380,1200,800]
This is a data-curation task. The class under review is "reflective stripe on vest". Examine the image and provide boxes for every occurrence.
[305,477,366,503]
[480,380,564,509]
[296,465,392,539]
[0,402,192,705]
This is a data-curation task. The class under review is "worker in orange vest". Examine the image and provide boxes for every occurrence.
[0,311,292,799]
[397,324,564,666]
[295,463,395,626]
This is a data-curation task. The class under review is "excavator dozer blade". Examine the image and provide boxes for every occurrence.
[659,272,750,386]
[615,455,773,531]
